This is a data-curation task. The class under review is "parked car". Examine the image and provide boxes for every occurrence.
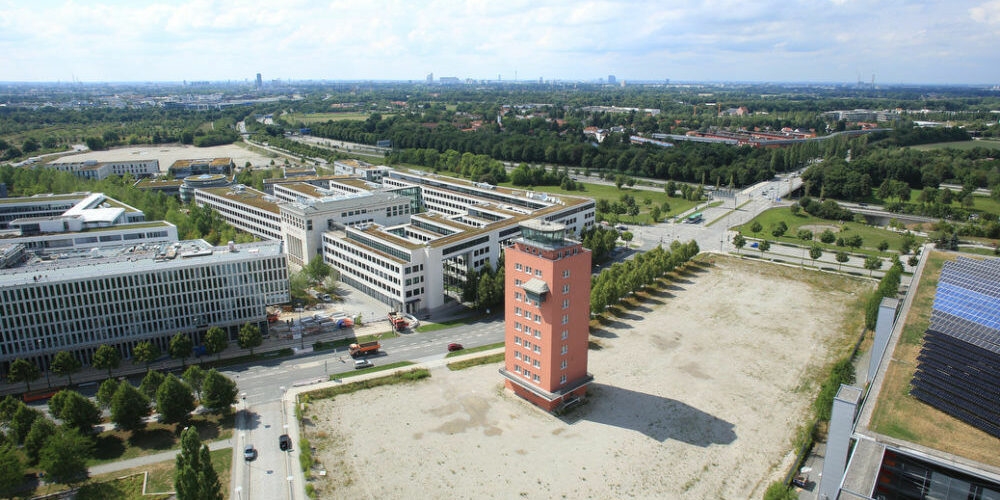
[279,434,292,451]
[447,343,464,352]
[354,359,374,370]
[244,444,257,461]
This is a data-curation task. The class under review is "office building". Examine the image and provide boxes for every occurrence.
[283,166,317,178]
[0,239,289,372]
[168,158,234,178]
[135,178,184,197]
[500,219,592,412]
[0,192,145,230]
[44,159,159,180]
[333,160,389,183]
[256,73,263,90]
[194,185,283,240]
[608,74,616,85]
[179,174,231,203]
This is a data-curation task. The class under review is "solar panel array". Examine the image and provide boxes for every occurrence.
[912,257,1000,438]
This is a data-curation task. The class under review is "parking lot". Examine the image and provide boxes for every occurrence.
[304,257,869,499]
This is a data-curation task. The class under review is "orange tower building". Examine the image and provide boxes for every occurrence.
[501,219,592,412]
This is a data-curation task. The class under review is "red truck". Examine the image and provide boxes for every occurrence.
[349,341,380,358]
[388,312,408,331]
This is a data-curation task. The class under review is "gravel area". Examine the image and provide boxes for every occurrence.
[48,143,279,173]
[305,257,868,499]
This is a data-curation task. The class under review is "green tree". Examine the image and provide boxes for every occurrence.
[10,404,41,444]
[0,395,20,424]
[797,229,813,242]
[175,427,222,500]
[39,427,93,485]
[771,221,787,238]
[238,323,263,356]
[809,245,823,266]
[24,417,56,465]
[758,239,771,256]
[789,204,800,216]
[908,255,919,267]
[865,256,883,277]
[156,375,195,424]
[201,369,238,414]
[140,370,166,399]
[133,341,161,372]
[847,234,864,252]
[203,327,228,361]
[621,231,634,243]
[7,359,40,391]
[750,221,763,238]
[0,444,25,496]
[96,378,119,409]
[169,334,194,368]
[182,365,206,399]
[733,233,746,254]
[649,205,661,223]
[819,229,836,244]
[50,351,82,385]
[836,251,850,271]
[92,345,121,379]
[52,391,101,435]
[877,240,889,252]
[110,383,149,432]
[304,255,332,282]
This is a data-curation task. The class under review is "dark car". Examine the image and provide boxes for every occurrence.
[279,434,292,451]
[244,444,257,461]
[447,343,464,352]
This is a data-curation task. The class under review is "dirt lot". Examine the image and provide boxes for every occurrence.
[47,143,279,173]
[306,257,869,499]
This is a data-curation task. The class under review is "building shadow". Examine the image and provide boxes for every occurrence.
[568,383,736,447]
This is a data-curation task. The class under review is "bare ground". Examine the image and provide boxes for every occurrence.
[48,143,279,173]
[305,257,869,499]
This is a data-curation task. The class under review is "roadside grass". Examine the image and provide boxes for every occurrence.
[857,187,1000,217]
[87,412,235,466]
[447,353,505,371]
[869,251,1000,467]
[313,331,398,351]
[197,348,293,371]
[329,361,414,380]
[706,199,752,227]
[957,246,998,256]
[734,207,923,256]
[445,341,504,358]
[415,314,485,333]
[304,369,431,401]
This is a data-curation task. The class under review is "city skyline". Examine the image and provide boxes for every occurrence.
[1,0,999,84]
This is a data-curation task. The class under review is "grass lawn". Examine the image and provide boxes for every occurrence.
[87,412,234,466]
[304,369,430,401]
[446,353,505,371]
[313,331,398,351]
[734,207,923,256]
[329,361,414,379]
[869,251,1000,467]
[284,112,397,124]
[861,188,1000,216]
[956,246,999,256]
[498,180,699,222]
[445,341,504,358]
[415,313,487,333]
[910,139,1000,151]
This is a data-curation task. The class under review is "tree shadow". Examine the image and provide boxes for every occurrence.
[568,384,737,447]
[91,434,126,460]
[608,307,643,321]
[646,288,675,298]
[237,409,262,431]
[587,341,604,351]
[128,428,175,450]
[595,316,631,330]
[589,328,618,339]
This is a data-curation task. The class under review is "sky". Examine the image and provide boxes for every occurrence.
[1,0,999,84]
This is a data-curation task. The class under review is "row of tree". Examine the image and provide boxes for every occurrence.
[590,240,700,315]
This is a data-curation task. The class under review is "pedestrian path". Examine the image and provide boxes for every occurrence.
[88,438,232,476]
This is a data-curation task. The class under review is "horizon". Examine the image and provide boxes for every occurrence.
[2,0,999,85]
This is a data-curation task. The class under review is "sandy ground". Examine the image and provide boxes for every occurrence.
[47,143,277,173]
[306,257,868,499]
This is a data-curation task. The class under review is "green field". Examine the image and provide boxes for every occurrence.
[498,181,699,223]
[860,187,1000,216]
[735,207,924,256]
[910,139,1000,151]
[284,112,396,124]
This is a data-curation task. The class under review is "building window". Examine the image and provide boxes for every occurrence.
[514,337,521,345]
[534,329,541,339]
[561,330,568,340]
[561,314,568,325]
[562,299,569,309]
[515,279,522,286]
[515,263,522,271]
[561,360,567,370]
[563,270,570,278]
[560,374,567,384]
[525,266,532,274]
[514,322,521,331]
[533,359,540,368]
[533,374,540,382]
[534,314,541,323]
[561,345,568,355]
[533,345,541,354]
[515,307,522,316]
[535,269,542,277]
[562,284,569,294]
[514,351,521,360]
[523,341,531,350]
[515,292,522,301]
[515,365,521,373]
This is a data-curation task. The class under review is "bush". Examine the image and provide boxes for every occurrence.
[763,481,798,500]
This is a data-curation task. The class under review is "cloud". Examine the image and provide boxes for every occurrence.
[0,0,996,83]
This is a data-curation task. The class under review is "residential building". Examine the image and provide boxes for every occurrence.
[0,239,289,372]
[500,219,592,412]
[44,159,159,180]
[168,158,234,178]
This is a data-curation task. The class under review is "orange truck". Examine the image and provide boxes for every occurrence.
[349,341,380,358]
[387,312,408,330]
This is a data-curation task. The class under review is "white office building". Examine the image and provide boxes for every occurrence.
[194,185,283,241]
[45,159,160,180]
[0,239,289,371]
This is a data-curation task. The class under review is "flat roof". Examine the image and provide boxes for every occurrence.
[279,182,326,198]
[0,193,90,205]
[136,179,184,188]
[358,224,423,250]
[330,178,374,190]
[198,186,281,214]
[264,174,356,185]
[170,157,233,168]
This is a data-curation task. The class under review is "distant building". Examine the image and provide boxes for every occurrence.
[0,182,6,198]
[256,73,263,90]
[333,159,389,182]
[439,77,461,85]
[426,73,433,83]
[135,178,184,197]
[168,158,234,178]
[45,159,159,180]
[282,166,317,178]
[501,219,592,412]
[607,74,616,85]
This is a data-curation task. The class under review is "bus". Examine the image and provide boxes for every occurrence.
[687,212,704,224]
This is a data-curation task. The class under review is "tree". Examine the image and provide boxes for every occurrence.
[750,221,763,238]
[133,341,161,372]
[140,370,166,399]
[797,229,813,242]
[238,323,262,356]
[39,427,93,485]
[0,444,25,496]
[877,240,889,252]
[175,427,223,500]
[771,221,787,238]
[169,334,194,368]
[0,396,20,424]
[96,378,119,409]
[649,205,661,223]
[24,417,56,465]
[836,251,850,271]
[92,345,121,379]
[733,233,746,254]
[758,240,771,256]
[183,365,206,399]
[304,255,332,282]
[908,255,919,267]
[110,383,150,432]
[156,375,195,424]
[789,204,800,216]
[819,229,836,244]
[847,234,864,252]
[203,327,228,361]
[809,245,823,266]
[201,369,238,414]
[7,359,40,391]
[621,231,634,243]
[865,256,883,277]
[51,391,101,435]
[10,404,41,444]
[50,351,82,385]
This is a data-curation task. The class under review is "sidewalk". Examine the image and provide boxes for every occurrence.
[88,438,232,476]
